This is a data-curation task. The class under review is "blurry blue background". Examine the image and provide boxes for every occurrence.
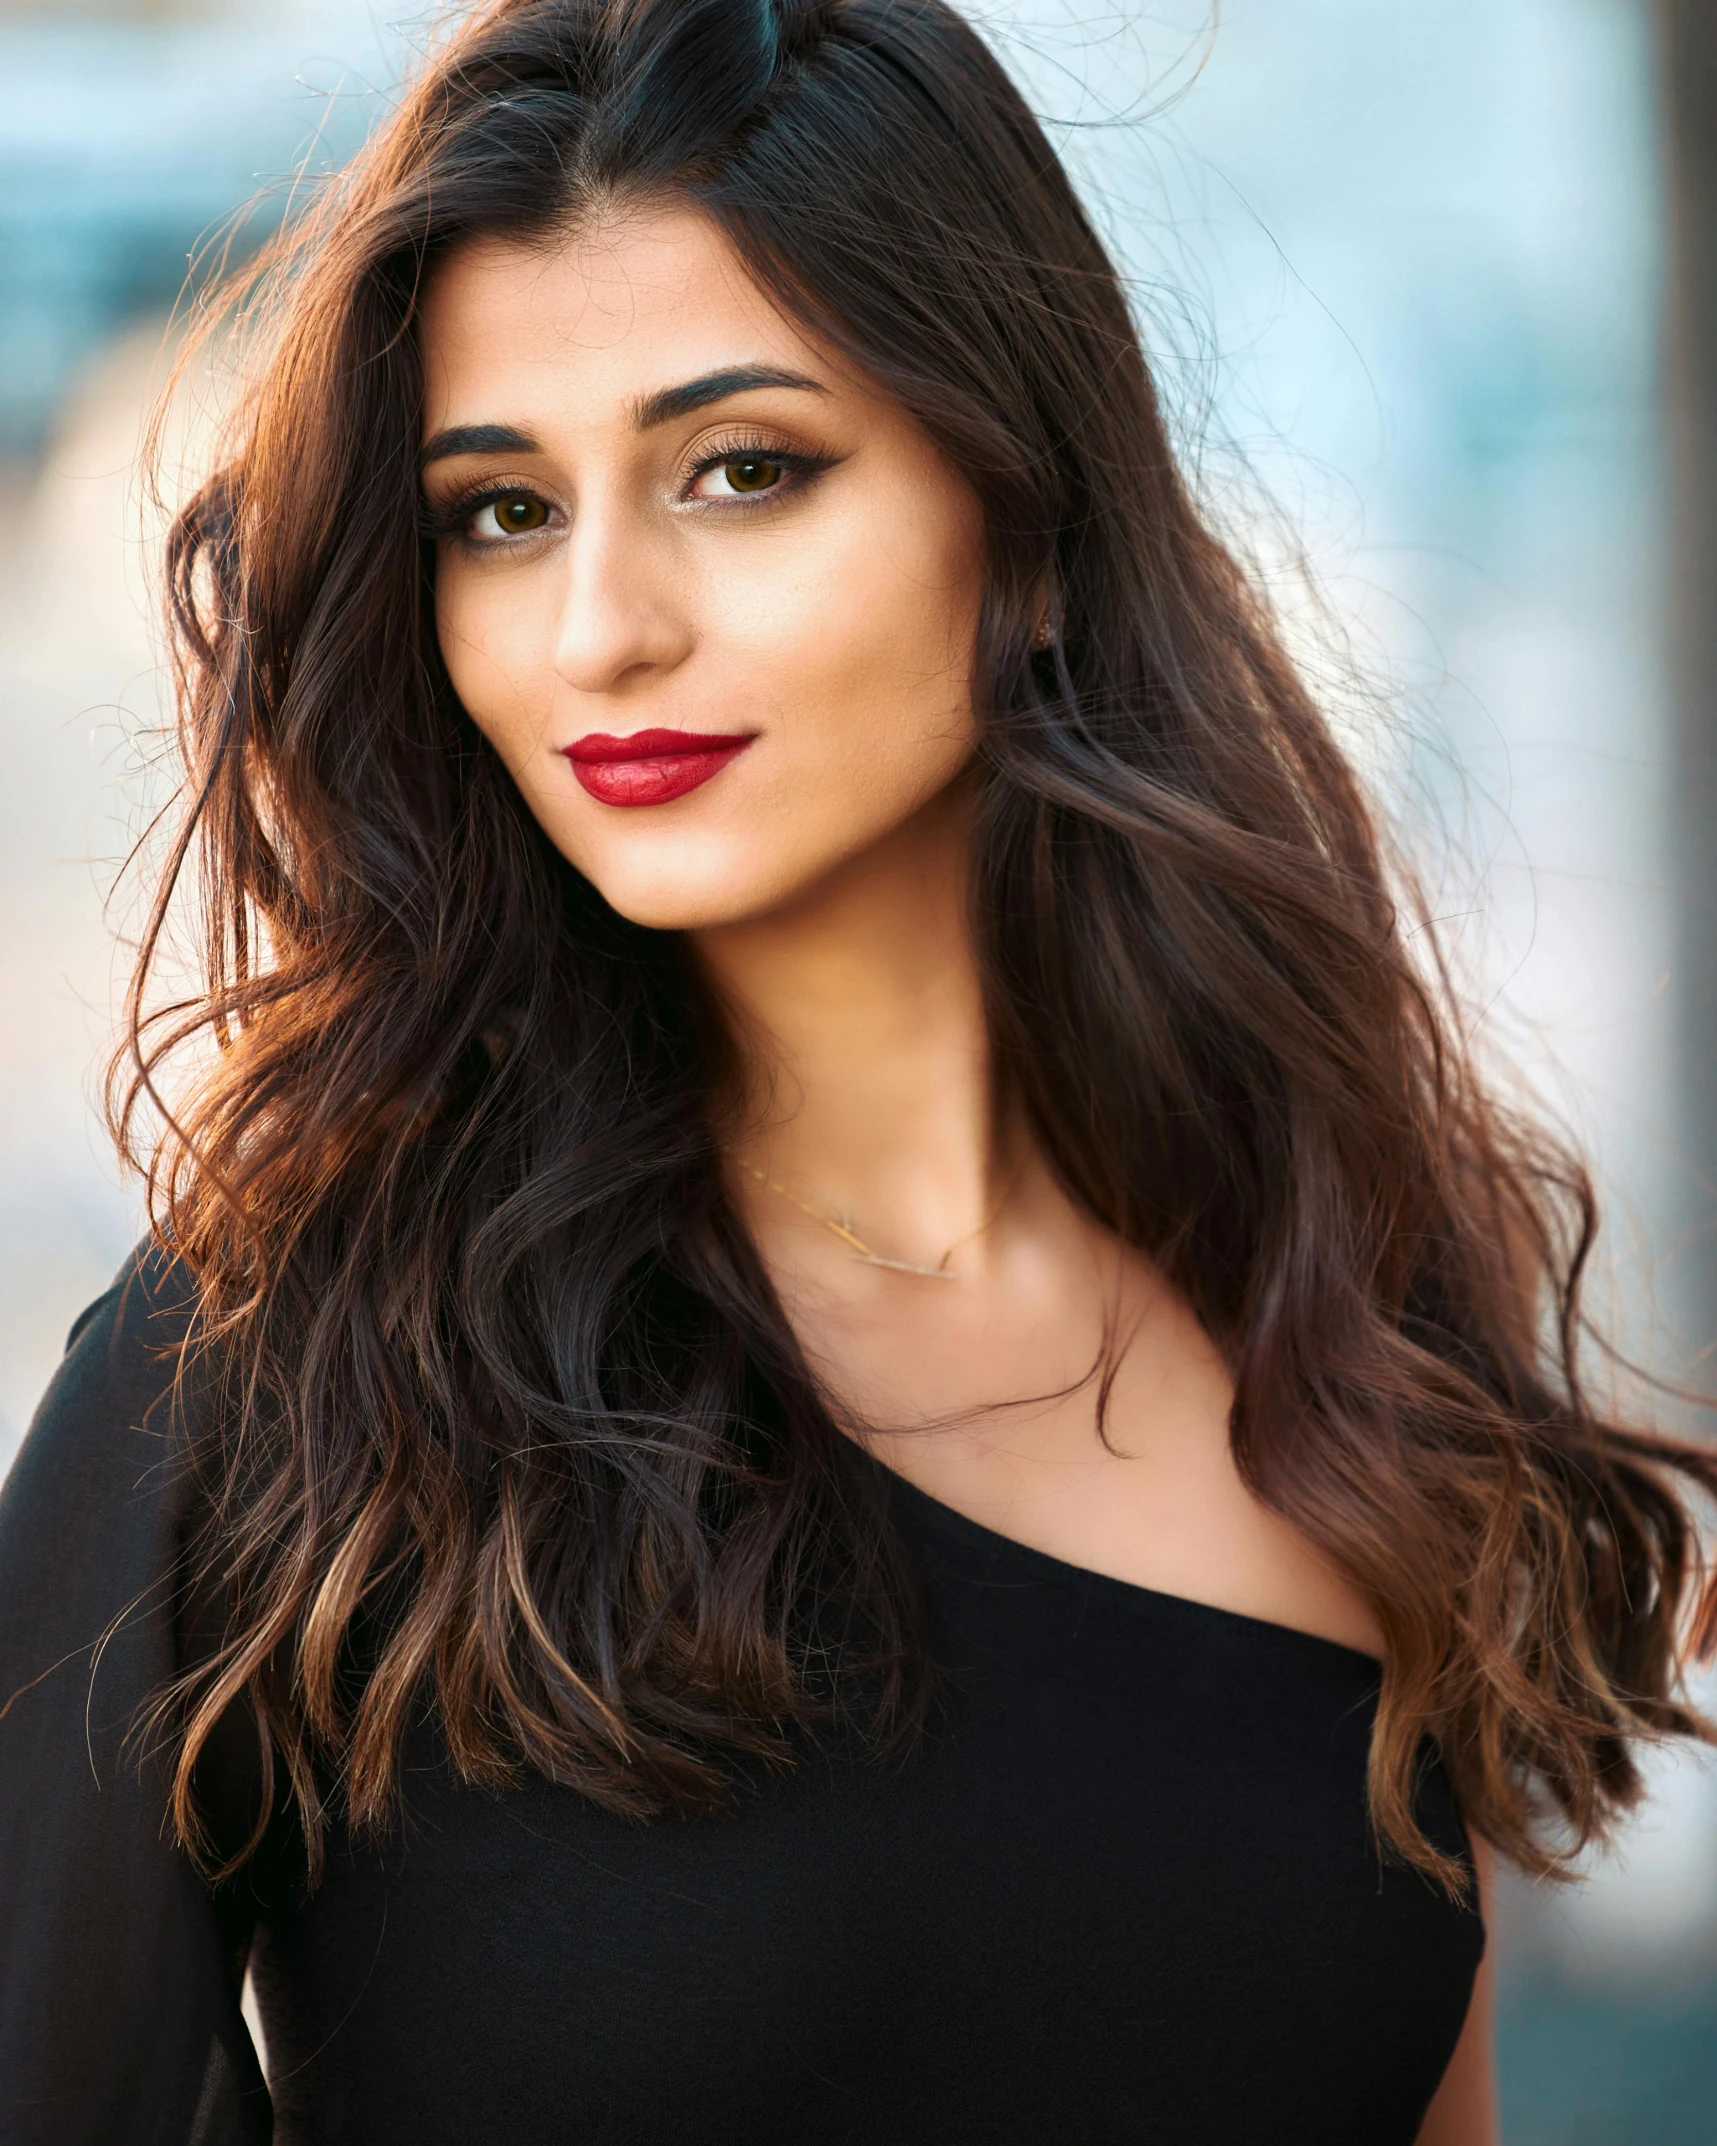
[1,1,1710,2135]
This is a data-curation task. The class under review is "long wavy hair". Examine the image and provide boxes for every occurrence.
[121,0,1716,1890]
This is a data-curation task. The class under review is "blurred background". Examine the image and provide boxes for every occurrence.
[0,0,1712,2134]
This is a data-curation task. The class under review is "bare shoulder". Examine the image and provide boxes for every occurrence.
[866,1254,1386,1659]
[1084,1270,1386,1656]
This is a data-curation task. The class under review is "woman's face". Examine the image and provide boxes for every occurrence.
[419,205,987,930]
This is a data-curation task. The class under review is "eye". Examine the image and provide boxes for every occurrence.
[693,454,786,500]
[470,492,549,539]
[419,481,562,551]
[476,493,548,537]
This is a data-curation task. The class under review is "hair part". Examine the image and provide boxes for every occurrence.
[120,0,1717,1893]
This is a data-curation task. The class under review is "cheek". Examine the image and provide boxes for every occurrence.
[434,569,556,765]
[771,492,985,800]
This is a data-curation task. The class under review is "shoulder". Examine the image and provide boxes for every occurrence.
[1101,1269,1387,1658]
[55,1239,200,1406]
[16,1241,200,1466]
[0,1248,270,2143]
[0,1242,207,1691]
[4,1241,203,1508]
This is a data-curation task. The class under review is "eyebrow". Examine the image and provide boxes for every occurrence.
[419,421,539,468]
[630,364,826,429]
[418,366,826,470]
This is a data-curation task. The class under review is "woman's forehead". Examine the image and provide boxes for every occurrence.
[417,208,843,442]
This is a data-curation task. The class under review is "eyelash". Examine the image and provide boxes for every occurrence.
[418,480,556,549]
[421,436,837,550]
[682,433,836,506]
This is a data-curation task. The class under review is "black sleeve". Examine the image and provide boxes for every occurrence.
[0,1250,272,2145]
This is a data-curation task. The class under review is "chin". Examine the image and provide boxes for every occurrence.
[571,830,817,934]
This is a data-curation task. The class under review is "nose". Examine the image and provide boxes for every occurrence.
[551,502,694,697]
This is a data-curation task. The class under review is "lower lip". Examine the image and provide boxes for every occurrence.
[562,735,754,808]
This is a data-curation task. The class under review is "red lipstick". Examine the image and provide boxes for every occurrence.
[562,728,754,807]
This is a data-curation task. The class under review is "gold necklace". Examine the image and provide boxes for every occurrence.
[737,1159,1008,1280]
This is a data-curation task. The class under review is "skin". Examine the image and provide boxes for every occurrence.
[420,203,1497,2140]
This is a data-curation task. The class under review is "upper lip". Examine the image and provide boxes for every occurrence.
[563,728,753,763]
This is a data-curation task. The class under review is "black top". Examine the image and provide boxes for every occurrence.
[0,1254,1483,2145]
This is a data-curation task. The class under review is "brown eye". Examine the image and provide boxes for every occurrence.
[721,456,782,494]
[486,493,548,534]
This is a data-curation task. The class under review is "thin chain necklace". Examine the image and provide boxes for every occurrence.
[736,1158,1010,1280]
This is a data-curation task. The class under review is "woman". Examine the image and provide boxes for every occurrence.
[2,1,1711,2139]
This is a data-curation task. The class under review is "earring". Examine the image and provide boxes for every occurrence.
[1032,609,1055,651]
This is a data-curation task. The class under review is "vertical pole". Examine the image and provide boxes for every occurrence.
[1657,1,1717,1362]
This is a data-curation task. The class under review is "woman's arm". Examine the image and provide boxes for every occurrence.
[0,1253,269,2145]
[1415,1835,1500,2146]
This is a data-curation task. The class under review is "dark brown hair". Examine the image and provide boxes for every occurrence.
[121,0,1716,1890]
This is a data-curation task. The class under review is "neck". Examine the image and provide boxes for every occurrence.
[692,780,1007,1264]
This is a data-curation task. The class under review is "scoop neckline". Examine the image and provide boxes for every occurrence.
[855,1442,1384,1671]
